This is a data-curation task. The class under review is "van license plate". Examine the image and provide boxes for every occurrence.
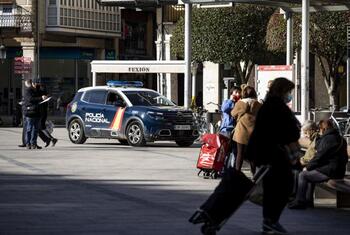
[174,125,191,130]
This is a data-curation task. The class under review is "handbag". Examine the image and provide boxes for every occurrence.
[249,180,263,206]
[248,165,271,206]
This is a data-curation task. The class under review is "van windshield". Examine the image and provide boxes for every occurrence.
[123,91,175,106]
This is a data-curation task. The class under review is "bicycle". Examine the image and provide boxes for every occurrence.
[206,102,222,133]
[310,107,350,137]
[329,109,350,137]
[193,107,210,137]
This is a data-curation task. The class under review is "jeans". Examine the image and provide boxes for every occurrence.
[295,170,329,203]
[21,115,27,145]
[26,117,40,145]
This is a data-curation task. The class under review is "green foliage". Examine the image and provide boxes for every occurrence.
[266,11,349,57]
[266,10,350,108]
[171,5,275,83]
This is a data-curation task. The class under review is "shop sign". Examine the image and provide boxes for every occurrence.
[40,48,95,60]
[128,67,150,73]
[14,56,32,74]
[80,49,95,60]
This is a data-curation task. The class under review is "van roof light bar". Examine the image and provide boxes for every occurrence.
[107,81,143,88]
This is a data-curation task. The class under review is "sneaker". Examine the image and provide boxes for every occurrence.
[288,200,307,210]
[51,138,58,147]
[262,220,288,235]
[18,144,26,147]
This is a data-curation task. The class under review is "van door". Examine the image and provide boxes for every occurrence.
[82,89,108,137]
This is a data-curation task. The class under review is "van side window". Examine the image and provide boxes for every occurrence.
[106,92,125,106]
[83,90,107,104]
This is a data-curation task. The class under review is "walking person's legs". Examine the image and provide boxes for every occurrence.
[30,118,40,149]
[235,143,244,171]
[38,129,50,145]
[25,117,33,149]
[262,165,293,234]
[45,129,58,146]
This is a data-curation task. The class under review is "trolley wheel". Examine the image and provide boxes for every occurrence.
[211,171,219,179]
[203,171,211,179]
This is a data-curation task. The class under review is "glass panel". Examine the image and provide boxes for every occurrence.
[88,90,107,104]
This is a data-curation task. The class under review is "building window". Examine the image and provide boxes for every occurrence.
[2,6,13,13]
[49,0,57,5]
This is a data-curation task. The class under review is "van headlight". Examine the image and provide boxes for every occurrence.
[147,111,165,120]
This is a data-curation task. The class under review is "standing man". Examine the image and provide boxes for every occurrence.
[23,79,46,149]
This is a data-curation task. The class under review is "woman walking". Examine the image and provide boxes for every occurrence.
[231,85,261,174]
[246,77,301,235]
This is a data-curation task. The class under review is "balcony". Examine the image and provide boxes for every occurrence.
[0,14,32,32]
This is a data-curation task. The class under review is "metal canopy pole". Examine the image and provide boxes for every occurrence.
[301,0,310,122]
[286,11,293,65]
[92,72,96,87]
[184,3,192,109]
[347,24,350,111]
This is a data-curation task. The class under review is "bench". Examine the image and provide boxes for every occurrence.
[315,179,350,208]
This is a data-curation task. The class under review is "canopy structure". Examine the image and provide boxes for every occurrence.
[182,0,349,120]
[97,0,349,117]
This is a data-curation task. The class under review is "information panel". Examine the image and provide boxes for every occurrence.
[255,65,294,109]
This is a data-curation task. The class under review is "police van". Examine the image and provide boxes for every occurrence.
[66,81,199,147]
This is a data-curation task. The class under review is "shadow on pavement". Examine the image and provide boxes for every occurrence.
[1,173,350,234]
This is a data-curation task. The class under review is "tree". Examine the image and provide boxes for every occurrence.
[171,5,275,85]
[266,11,350,109]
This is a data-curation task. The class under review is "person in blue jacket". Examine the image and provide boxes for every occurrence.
[220,87,241,170]
[220,86,241,135]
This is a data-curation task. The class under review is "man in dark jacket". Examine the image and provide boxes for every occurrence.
[289,119,348,209]
[36,83,58,147]
[23,79,46,149]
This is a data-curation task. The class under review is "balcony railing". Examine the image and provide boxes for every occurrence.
[0,14,32,32]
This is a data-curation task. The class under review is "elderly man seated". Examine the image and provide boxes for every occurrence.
[289,118,348,209]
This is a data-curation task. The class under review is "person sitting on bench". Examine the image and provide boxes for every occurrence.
[289,118,348,209]
[290,120,320,199]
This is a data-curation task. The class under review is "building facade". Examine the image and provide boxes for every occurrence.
[0,0,121,121]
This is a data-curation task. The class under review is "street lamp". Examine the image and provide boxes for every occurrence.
[190,61,198,109]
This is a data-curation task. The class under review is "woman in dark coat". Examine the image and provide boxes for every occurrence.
[246,77,301,235]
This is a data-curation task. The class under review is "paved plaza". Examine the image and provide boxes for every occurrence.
[0,128,350,234]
